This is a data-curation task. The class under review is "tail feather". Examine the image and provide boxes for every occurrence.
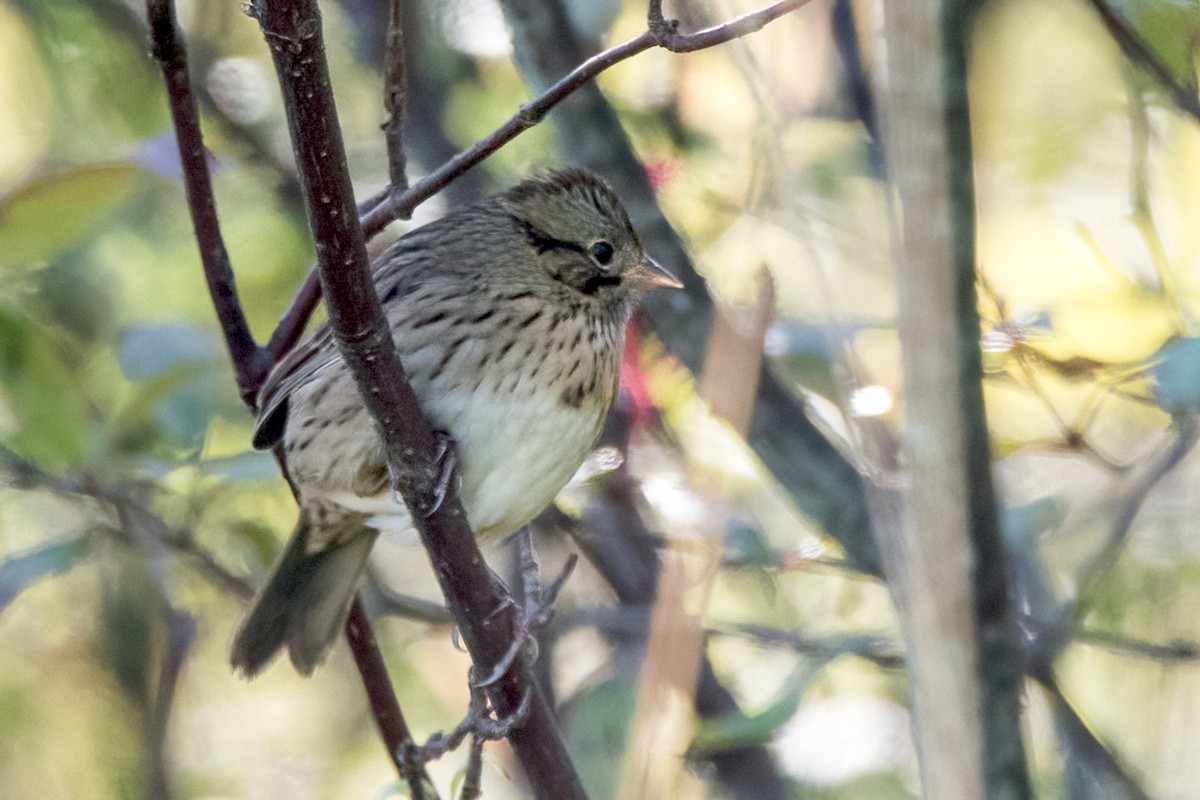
[231,514,377,677]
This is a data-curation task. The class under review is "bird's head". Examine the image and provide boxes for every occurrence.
[497,169,682,305]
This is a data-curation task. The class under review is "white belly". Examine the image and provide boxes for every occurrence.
[436,376,606,538]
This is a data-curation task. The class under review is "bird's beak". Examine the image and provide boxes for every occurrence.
[630,257,684,290]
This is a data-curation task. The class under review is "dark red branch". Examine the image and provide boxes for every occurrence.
[147,2,432,793]
[265,268,321,362]
[251,1,586,797]
[146,0,269,405]
[345,599,431,793]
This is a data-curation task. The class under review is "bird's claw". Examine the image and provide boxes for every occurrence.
[474,531,577,688]
[422,430,458,519]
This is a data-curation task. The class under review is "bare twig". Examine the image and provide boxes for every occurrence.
[368,578,456,625]
[1029,666,1154,800]
[714,624,905,670]
[345,598,438,798]
[1073,418,1199,618]
[1087,0,1200,121]
[0,444,254,599]
[358,0,811,233]
[264,267,322,363]
[382,0,410,195]
[264,184,390,363]
[1077,628,1200,662]
[146,0,269,404]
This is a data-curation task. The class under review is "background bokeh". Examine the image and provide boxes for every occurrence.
[3,0,1200,798]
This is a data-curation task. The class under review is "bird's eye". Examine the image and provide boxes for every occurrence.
[590,241,615,267]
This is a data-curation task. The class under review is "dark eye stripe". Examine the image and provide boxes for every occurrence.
[518,219,585,256]
[581,273,621,295]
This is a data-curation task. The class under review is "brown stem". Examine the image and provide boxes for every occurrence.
[383,0,410,195]
[146,0,269,405]
[358,0,811,232]
[250,1,586,796]
[265,184,394,363]
[264,268,321,363]
[345,598,437,797]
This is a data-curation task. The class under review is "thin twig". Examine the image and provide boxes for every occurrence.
[1087,0,1200,121]
[383,0,410,195]
[345,598,438,798]
[1029,666,1154,800]
[146,0,268,404]
[1073,418,1199,618]
[264,267,321,364]
[1,444,255,600]
[358,0,810,233]
[368,578,456,625]
[714,623,905,670]
[1077,628,1200,662]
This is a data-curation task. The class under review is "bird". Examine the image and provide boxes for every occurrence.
[230,169,681,676]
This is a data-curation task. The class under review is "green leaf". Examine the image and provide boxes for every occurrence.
[1125,0,1200,85]
[0,309,91,466]
[565,677,638,800]
[0,164,141,270]
[0,533,92,613]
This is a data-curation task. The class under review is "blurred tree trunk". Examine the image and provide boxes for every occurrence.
[878,2,1031,799]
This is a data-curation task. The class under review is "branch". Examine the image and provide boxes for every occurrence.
[1076,627,1200,662]
[264,267,322,362]
[358,0,812,234]
[263,184,390,363]
[1029,666,1153,800]
[346,598,437,797]
[146,0,269,404]
[1087,0,1200,122]
[0,444,254,600]
[1073,418,1198,619]
[249,1,586,797]
[382,0,409,194]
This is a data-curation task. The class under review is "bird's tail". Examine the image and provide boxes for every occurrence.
[230,513,377,677]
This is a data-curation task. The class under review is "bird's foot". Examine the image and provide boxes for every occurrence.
[421,430,459,518]
[403,675,532,799]
[474,529,578,689]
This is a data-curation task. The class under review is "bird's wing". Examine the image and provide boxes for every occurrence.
[251,225,447,452]
[251,326,341,450]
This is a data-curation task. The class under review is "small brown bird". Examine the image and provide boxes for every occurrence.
[231,169,680,676]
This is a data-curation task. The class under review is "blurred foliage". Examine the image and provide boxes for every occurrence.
[3,0,1200,798]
